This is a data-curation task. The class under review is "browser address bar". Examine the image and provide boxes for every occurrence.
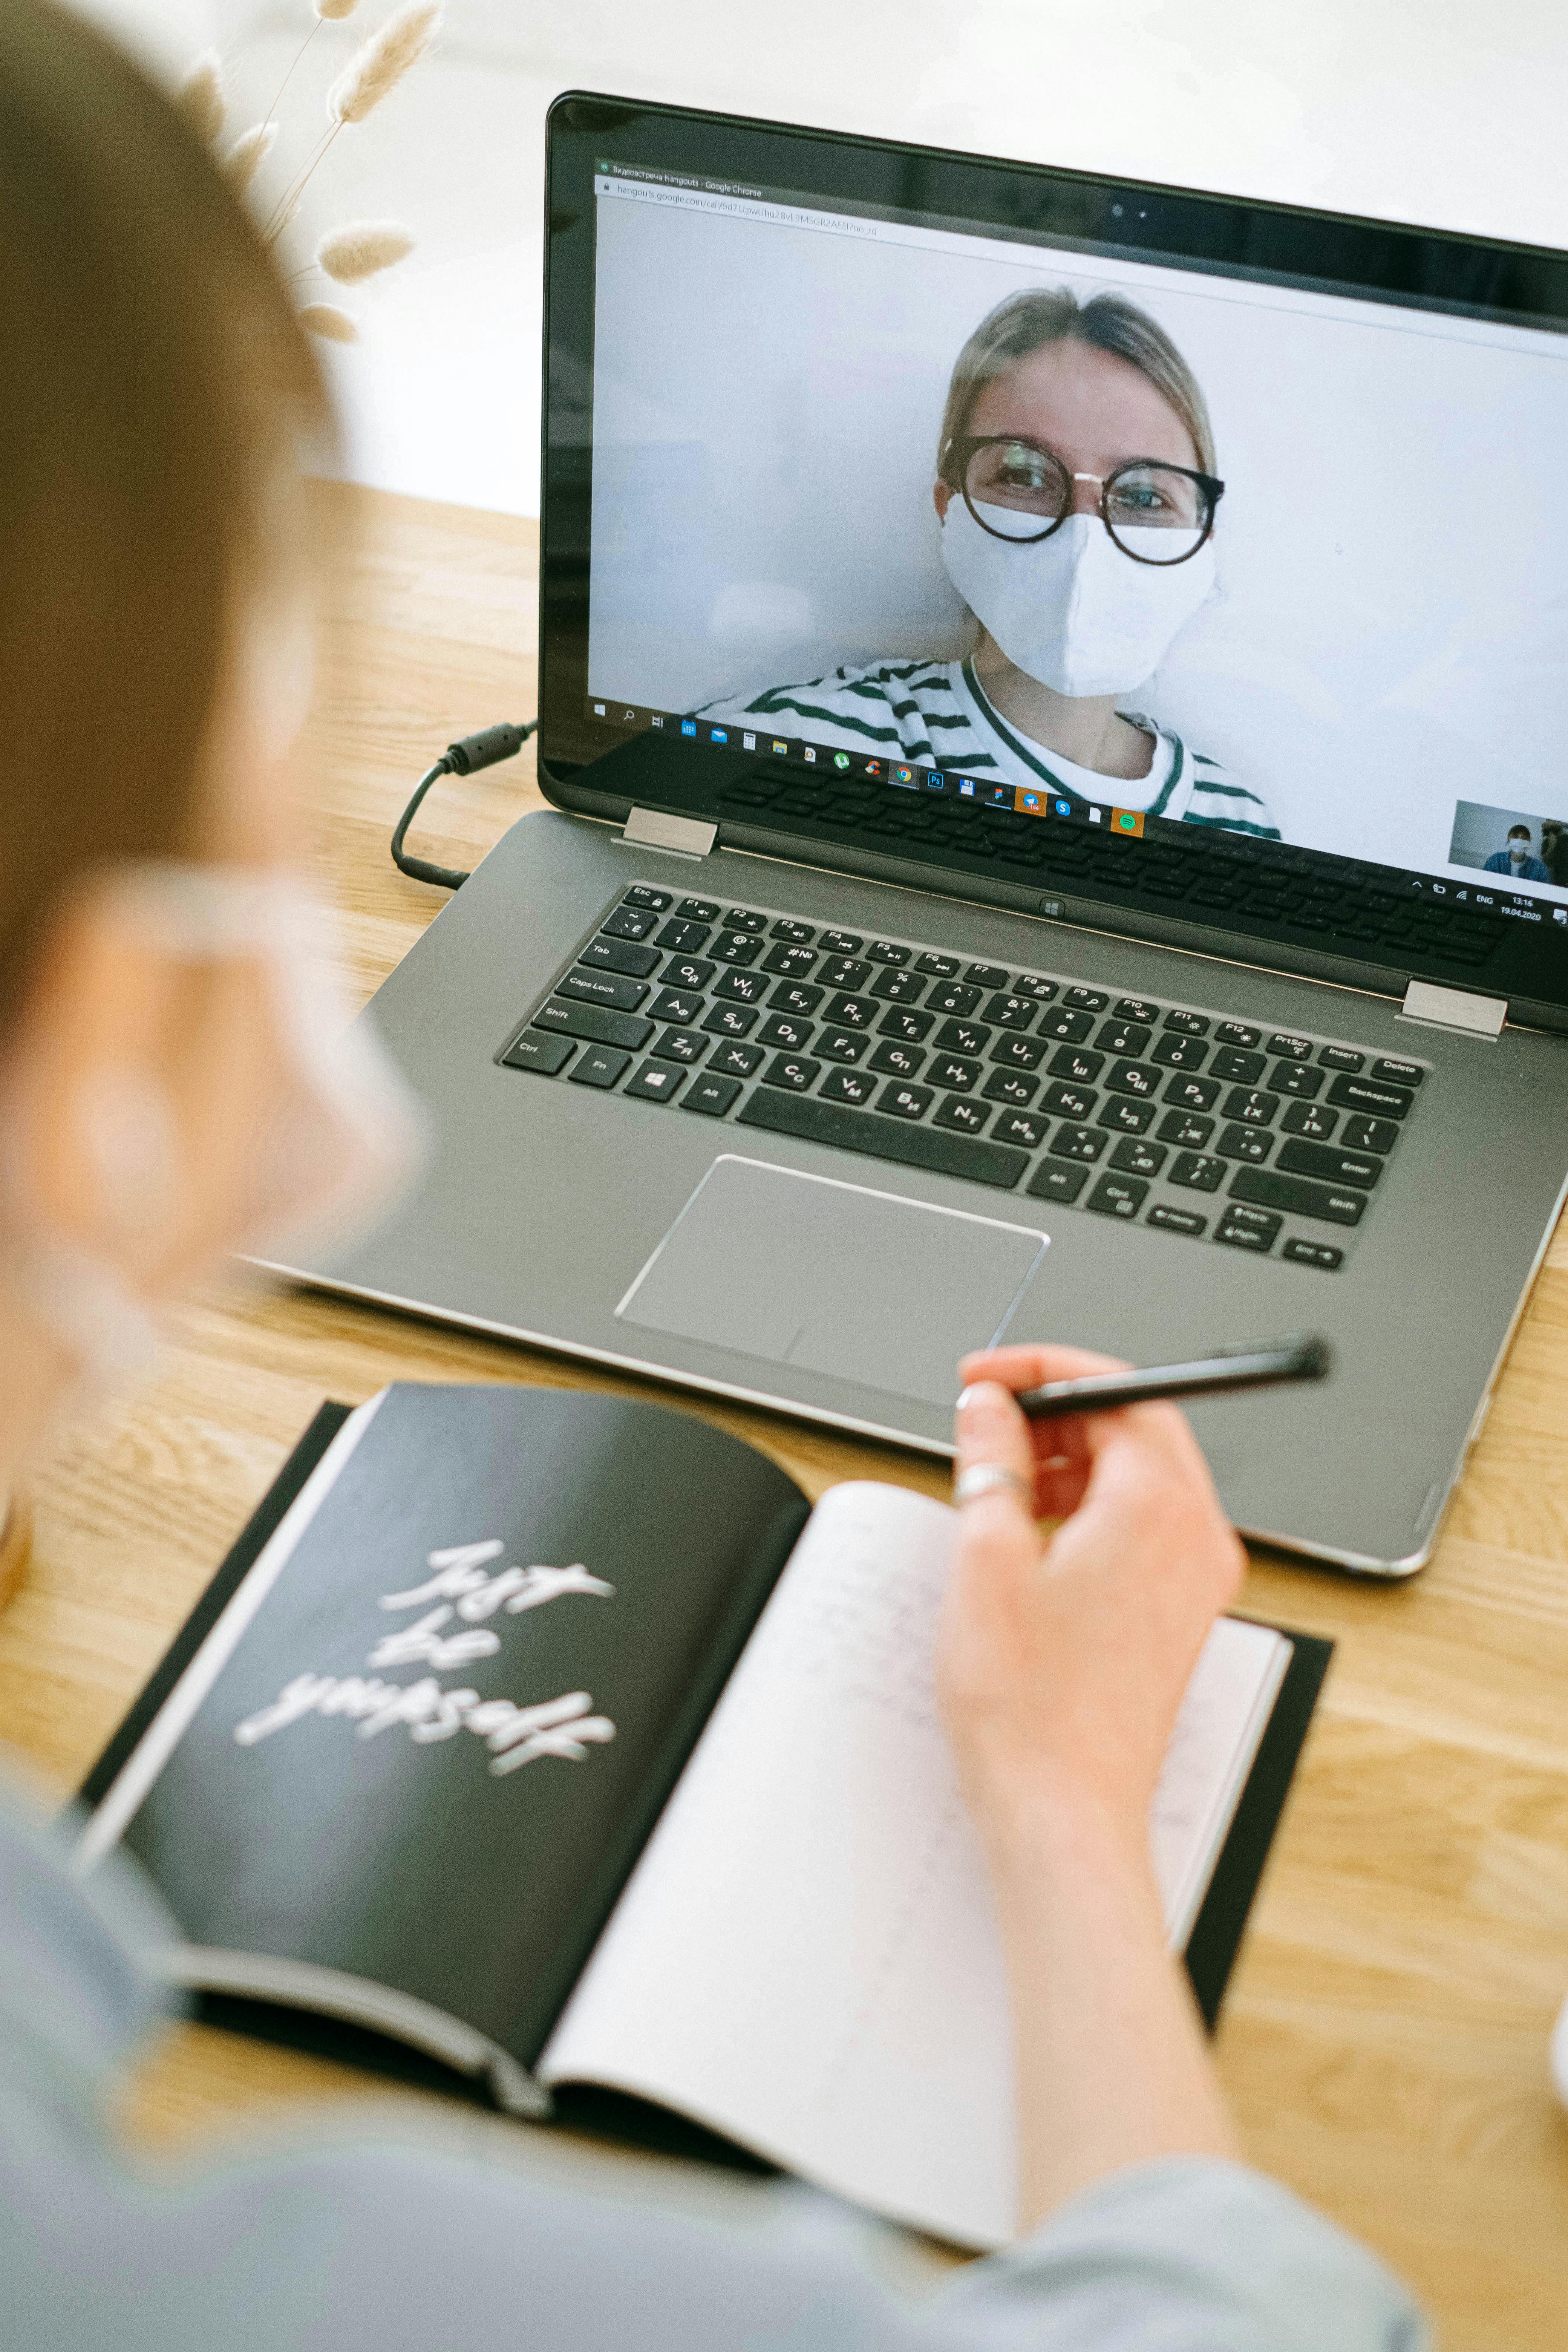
[595,175,897,248]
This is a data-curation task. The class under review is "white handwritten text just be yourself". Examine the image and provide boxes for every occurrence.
[233,1540,617,1776]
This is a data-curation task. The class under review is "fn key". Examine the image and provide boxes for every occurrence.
[567,1045,630,1089]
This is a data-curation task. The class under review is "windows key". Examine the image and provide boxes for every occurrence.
[624,1061,685,1102]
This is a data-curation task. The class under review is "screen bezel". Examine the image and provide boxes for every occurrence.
[538,90,1568,1029]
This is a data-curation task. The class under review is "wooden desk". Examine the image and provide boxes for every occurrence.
[3,480,1565,2347]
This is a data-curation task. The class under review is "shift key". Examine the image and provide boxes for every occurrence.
[1230,1167,1366,1226]
[531,995,654,1051]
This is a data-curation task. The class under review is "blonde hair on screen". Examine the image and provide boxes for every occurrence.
[937,286,1216,480]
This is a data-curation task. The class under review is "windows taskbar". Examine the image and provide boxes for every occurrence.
[583,694,1148,836]
[583,692,1568,940]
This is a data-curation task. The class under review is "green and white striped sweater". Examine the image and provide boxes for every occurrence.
[697,655,1278,838]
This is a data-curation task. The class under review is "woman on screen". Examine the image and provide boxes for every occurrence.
[701,287,1278,838]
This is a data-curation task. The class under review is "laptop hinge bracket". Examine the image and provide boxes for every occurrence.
[1399,977,1507,1038]
[620,806,716,860]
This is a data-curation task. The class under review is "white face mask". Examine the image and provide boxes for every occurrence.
[1509,842,1530,863]
[941,501,1216,699]
[0,863,426,1390]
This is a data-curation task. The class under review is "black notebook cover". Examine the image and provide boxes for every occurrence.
[89,1387,811,2078]
[82,1398,1330,2151]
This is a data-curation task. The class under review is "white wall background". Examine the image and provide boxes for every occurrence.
[71,0,1568,524]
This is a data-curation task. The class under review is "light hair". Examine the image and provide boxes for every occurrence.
[0,0,330,1020]
[938,286,1216,481]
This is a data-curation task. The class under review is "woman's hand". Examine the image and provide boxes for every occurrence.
[937,1342,1246,1859]
[937,1344,1248,2221]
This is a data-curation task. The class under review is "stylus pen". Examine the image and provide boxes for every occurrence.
[1013,1333,1331,1420]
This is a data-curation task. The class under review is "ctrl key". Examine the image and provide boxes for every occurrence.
[502,1031,574,1076]
[1086,1174,1148,1220]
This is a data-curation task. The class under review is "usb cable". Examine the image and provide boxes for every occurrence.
[390,720,537,891]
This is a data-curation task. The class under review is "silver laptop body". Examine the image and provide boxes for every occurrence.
[269,95,1568,1576]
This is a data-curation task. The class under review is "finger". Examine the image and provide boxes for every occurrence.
[1062,1405,1242,1611]
[958,1345,1127,1502]
[1034,1416,1097,1521]
[952,1378,1043,1538]
[959,1342,1220,1501]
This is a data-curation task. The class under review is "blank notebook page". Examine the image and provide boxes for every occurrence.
[540,1481,1287,2248]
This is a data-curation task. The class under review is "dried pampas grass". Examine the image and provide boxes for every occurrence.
[328,1,442,126]
[317,221,415,283]
[198,0,437,318]
[226,122,278,194]
[175,51,226,145]
[260,0,363,147]
[300,303,359,343]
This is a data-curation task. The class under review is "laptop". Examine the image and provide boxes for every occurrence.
[271,92,1568,1576]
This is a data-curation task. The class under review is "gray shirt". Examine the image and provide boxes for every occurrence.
[1,1799,1426,2349]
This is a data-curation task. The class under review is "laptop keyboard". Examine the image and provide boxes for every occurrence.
[499,882,1430,1272]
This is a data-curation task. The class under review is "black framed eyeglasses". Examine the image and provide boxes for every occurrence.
[945,434,1224,566]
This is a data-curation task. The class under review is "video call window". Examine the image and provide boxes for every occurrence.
[585,163,1568,902]
[1449,800,1568,891]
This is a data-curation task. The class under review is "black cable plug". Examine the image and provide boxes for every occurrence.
[390,719,537,891]
[445,720,531,775]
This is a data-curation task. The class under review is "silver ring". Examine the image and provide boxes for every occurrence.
[953,1462,1035,1509]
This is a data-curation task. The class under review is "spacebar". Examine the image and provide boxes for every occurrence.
[737,1089,1027,1190]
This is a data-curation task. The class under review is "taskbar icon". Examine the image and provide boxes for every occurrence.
[587,695,663,731]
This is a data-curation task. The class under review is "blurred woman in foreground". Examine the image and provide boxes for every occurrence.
[0,5,1421,2344]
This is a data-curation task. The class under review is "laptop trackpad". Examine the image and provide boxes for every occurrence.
[615,1155,1048,1407]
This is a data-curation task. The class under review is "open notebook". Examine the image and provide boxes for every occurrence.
[81,1384,1327,2249]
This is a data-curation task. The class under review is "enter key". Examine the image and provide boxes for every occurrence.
[1275,1139,1382,1189]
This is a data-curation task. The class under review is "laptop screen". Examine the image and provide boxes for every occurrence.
[541,99,1568,1014]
